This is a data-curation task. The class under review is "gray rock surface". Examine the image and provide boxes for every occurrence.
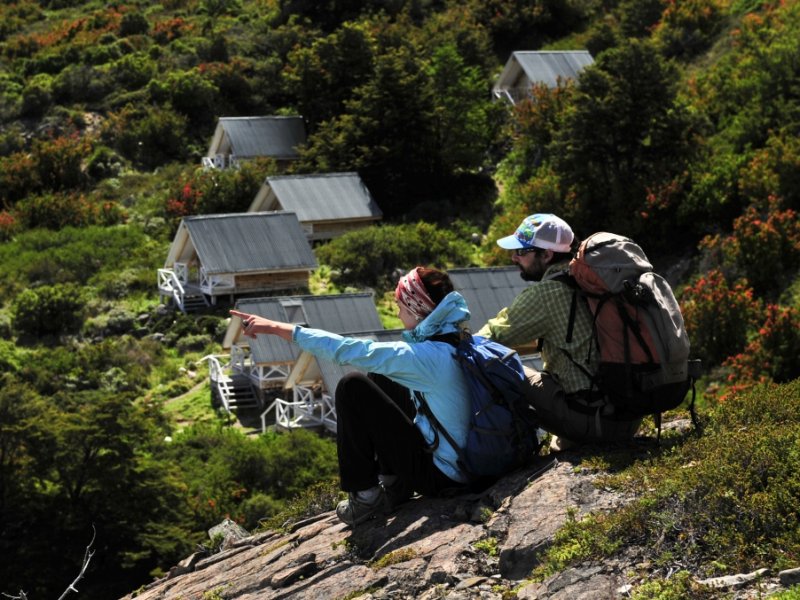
[120,449,790,599]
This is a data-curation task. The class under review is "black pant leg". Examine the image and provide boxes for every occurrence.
[335,372,457,496]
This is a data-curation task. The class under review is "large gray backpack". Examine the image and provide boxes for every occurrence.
[558,232,701,424]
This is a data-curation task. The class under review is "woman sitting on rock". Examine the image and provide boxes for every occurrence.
[231,266,472,527]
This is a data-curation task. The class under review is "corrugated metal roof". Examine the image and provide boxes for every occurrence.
[230,294,384,364]
[265,172,383,222]
[512,50,593,88]
[183,212,317,275]
[493,51,593,101]
[449,266,532,331]
[219,116,306,160]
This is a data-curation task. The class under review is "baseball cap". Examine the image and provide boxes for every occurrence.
[496,213,574,253]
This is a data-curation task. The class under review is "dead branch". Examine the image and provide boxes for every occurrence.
[56,525,97,600]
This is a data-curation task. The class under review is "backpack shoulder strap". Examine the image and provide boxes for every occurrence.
[539,270,580,348]
[414,390,471,477]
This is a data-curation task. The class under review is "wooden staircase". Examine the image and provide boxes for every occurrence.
[215,373,259,412]
[181,292,210,313]
[204,355,260,414]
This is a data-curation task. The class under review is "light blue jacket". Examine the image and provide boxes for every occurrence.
[292,291,472,483]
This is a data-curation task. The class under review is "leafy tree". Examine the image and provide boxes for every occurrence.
[652,0,726,59]
[283,21,375,127]
[551,39,700,248]
[160,425,338,530]
[425,43,502,174]
[1,389,194,599]
[467,0,590,56]
[618,0,665,39]
[299,38,438,215]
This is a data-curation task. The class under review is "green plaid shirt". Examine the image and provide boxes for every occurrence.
[476,262,597,394]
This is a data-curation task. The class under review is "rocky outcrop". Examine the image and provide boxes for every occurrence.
[122,448,787,599]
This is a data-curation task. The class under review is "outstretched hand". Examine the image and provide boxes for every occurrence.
[230,310,295,341]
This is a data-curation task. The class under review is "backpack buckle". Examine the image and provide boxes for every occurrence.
[687,359,703,380]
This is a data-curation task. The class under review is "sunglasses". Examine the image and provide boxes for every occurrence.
[514,247,539,257]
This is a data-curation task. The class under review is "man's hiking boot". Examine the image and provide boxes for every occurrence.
[336,490,386,526]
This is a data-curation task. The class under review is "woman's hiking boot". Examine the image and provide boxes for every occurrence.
[336,489,386,526]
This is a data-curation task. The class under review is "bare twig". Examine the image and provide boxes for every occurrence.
[57,525,97,600]
[2,591,29,600]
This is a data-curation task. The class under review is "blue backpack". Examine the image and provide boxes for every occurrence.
[416,334,542,483]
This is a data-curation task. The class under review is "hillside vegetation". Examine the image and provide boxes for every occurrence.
[1,0,799,598]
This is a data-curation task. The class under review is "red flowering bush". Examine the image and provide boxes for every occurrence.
[32,133,92,192]
[717,304,800,401]
[0,151,38,204]
[680,268,763,366]
[0,133,93,204]
[701,198,800,296]
[164,159,272,221]
[0,211,18,241]
[165,182,202,219]
[15,192,126,230]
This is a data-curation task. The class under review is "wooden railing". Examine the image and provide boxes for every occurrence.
[158,268,186,311]
[260,384,331,433]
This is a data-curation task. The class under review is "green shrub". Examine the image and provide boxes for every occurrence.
[150,68,219,125]
[537,380,800,581]
[31,134,93,193]
[175,333,213,354]
[15,192,125,230]
[720,304,800,397]
[119,11,149,36]
[103,103,189,169]
[110,52,157,89]
[630,571,716,600]
[315,222,474,290]
[164,158,274,219]
[52,63,113,103]
[11,284,85,338]
[707,199,800,297]
[20,73,53,116]
[85,145,125,180]
[0,225,157,303]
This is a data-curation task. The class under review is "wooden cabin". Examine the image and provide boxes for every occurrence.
[158,212,317,312]
[492,51,594,105]
[202,116,306,170]
[248,172,383,242]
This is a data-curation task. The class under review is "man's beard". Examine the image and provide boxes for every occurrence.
[518,265,544,282]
